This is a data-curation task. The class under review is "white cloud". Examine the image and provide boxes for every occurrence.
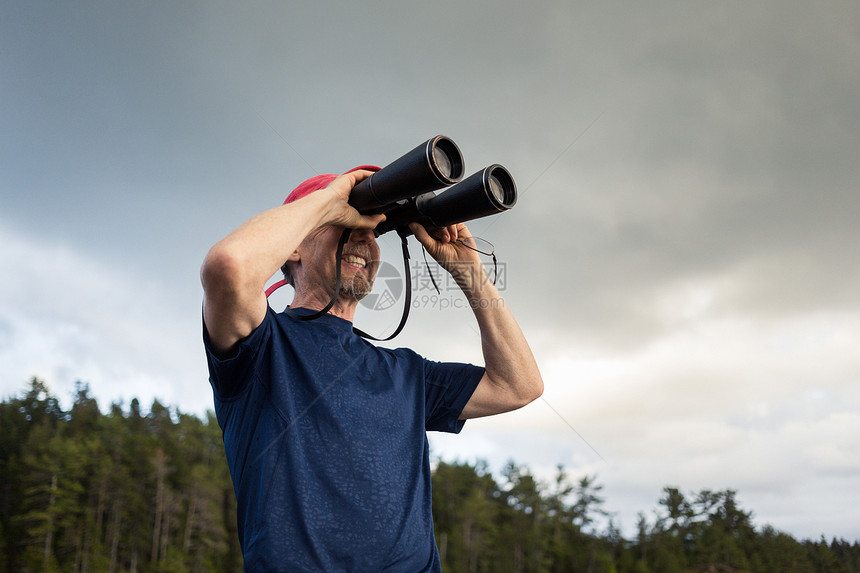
[0,224,210,413]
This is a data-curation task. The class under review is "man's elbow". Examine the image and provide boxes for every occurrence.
[506,374,543,411]
[201,243,246,295]
[520,376,544,407]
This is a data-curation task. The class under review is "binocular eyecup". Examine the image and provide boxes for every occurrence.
[347,135,517,236]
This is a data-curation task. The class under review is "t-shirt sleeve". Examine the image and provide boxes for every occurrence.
[423,359,484,433]
[202,308,273,400]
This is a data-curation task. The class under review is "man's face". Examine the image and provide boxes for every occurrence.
[295,225,381,301]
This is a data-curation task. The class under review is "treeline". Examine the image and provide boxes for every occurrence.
[1,379,241,573]
[1,379,858,573]
[432,461,859,573]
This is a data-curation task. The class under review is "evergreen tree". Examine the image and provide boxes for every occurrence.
[432,460,500,572]
[544,465,578,572]
[497,461,548,572]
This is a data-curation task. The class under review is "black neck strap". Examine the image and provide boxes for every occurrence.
[353,229,412,341]
[284,228,413,341]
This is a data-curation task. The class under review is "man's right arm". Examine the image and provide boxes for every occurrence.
[200,170,382,354]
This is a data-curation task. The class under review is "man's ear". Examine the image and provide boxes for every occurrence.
[287,251,300,262]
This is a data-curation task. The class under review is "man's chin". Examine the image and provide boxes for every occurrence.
[339,278,375,301]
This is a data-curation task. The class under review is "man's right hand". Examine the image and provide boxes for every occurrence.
[319,170,387,231]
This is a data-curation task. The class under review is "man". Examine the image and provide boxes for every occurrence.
[201,166,543,571]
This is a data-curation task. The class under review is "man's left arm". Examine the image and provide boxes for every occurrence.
[409,223,544,419]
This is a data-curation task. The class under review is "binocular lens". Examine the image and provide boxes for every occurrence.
[488,173,505,204]
[433,147,453,179]
[431,138,463,181]
[486,166,517,209]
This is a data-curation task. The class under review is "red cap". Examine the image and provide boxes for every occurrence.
[283,165,381,204]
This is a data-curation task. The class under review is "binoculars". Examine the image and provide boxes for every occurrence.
[348,135,517,236]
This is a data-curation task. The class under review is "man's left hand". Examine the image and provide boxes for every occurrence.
[408,222,484,288]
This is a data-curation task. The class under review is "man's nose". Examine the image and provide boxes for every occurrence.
[349,228,376,243]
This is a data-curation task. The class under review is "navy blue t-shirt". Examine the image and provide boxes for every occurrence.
[204,307,483,572]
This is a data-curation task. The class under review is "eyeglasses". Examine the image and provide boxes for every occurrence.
[455,236,495,257]
[421,236,498,294]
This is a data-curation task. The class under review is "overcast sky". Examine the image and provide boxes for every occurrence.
[3,0,859,541]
